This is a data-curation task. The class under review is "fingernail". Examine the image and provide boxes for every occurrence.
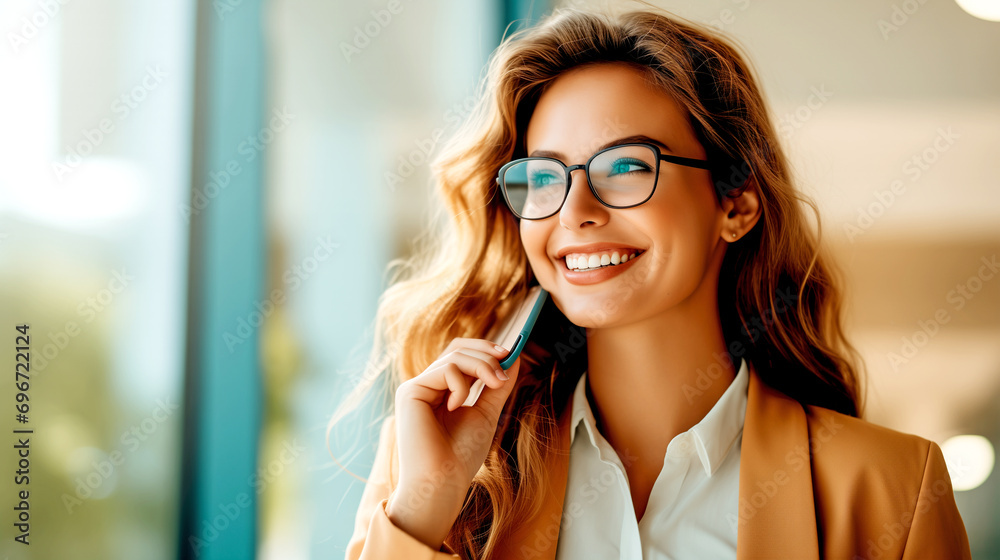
[494,344,506,353]
[496,369,509,381]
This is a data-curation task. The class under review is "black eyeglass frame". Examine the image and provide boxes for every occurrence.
[495,142,713,220]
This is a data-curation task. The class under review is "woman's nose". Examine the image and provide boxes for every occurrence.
[558,169,610,230]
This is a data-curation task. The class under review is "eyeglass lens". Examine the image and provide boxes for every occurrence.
[501,144,659,219]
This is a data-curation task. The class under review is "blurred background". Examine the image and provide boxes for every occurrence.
[0,0,997,558]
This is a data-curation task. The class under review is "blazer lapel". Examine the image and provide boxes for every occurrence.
[736,364,820,560]
[496,363,821,560]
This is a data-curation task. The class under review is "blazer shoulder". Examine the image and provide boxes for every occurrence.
[804,405,971,559]
[804,405,935,474]
[803,405,940,514]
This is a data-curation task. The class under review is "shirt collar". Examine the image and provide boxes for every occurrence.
[569,357,749,477]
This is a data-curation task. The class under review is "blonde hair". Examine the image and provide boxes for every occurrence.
[331,4,864,557]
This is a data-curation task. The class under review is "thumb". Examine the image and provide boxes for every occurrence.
[474,356,520,419]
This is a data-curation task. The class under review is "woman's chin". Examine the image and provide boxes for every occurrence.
[551,298,629,330]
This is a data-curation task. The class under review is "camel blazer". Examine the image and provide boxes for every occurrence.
[346,363,972,559]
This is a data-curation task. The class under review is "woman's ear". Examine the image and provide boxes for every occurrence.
[720,172,762,242]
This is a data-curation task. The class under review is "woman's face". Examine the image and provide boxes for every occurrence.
[519,62,731,329]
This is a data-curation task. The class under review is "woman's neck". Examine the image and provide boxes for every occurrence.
[583,291,737,473]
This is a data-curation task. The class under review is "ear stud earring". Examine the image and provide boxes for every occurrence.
[731,232,737,238]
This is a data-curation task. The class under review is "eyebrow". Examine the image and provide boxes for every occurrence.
[528,134,673,160]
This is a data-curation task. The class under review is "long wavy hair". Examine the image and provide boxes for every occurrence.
[331,5,865,558]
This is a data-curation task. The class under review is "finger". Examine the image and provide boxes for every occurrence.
[400,339,513,410]
[401,363,472,411]
[437,338,510,361]
[395,361,465,408]
[416,351,505,391]
[475,356,521,415]
[404,361,463,394]
[446,349,508,388]
[443,364,470,411]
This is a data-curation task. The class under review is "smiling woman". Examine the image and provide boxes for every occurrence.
[338,4,972,559]
[519,63,748,335]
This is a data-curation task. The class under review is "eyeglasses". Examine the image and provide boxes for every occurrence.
[496,142,712,220]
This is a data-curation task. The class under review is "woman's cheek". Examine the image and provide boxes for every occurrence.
[527,249,554,288]
[519,224,548,273]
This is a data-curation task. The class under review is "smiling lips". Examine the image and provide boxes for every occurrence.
[564,249,643,270]
[556,247,646,286]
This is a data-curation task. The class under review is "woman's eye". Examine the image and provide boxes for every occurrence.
[608,158,651,176]
[529,171,563,187]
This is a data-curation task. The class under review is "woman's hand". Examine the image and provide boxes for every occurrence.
[386,338,520,550]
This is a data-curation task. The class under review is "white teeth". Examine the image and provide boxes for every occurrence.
[564,250,640,270]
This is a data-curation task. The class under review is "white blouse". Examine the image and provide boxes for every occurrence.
[555,358,749,559]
